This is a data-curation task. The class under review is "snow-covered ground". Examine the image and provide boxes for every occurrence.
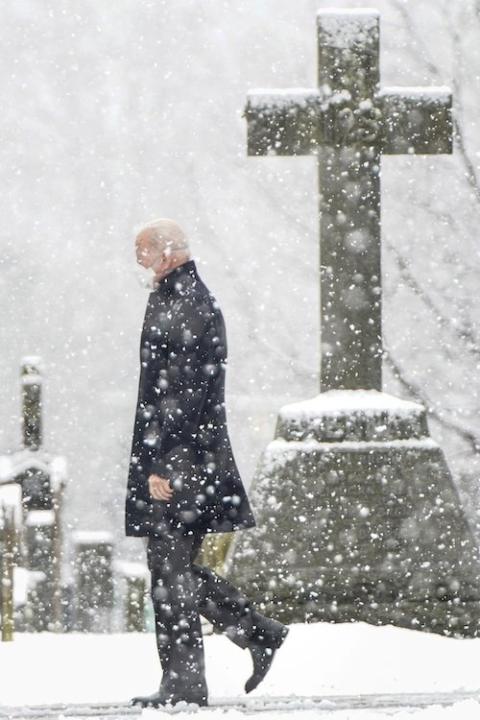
[2,621,480,718]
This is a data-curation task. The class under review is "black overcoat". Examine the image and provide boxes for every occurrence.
[125,259,256,537]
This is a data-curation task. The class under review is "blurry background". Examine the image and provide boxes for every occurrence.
[0,0,479,568]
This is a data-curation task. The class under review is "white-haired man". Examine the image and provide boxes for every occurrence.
[126,219,289,708]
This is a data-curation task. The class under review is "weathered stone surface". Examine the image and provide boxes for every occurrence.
[225,391,480,637]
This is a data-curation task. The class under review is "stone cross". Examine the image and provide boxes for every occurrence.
[246,8,452,391]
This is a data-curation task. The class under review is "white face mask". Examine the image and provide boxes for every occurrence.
[132,244,184,290]
[132,262,154,290]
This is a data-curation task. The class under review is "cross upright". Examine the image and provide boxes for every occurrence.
[246,8,452,391]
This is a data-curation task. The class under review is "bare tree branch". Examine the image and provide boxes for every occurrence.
[391,0,480,201]
[384,339,480,453]
[385,236,480,359]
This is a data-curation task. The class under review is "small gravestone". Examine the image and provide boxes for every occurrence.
[225,9,480,637]
[0,358,68,632]
[24,509,55,631]
[73,531,114,632]
[115,560,149,632]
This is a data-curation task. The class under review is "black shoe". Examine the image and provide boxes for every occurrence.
[130,689,208,708]
[244,624,289,694]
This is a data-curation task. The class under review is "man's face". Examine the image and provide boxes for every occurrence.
[135,230,163,270]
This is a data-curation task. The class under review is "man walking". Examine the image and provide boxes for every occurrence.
[125,218,289,708]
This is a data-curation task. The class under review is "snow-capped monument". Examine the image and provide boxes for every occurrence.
[225,8,480,637]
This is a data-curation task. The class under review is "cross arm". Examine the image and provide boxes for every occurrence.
[244,89,326,156]
[376,86,453,154]
[244,86,453,156]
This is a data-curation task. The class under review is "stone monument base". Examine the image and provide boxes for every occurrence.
[224,390,480,637]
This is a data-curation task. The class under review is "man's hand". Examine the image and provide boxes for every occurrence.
[148,473,173,502]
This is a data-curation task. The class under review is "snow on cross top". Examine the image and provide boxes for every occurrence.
[317,8,380,50]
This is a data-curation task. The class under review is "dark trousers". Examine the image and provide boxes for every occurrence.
[145,519,286,703]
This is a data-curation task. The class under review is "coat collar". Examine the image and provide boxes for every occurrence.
[152,259,199,297]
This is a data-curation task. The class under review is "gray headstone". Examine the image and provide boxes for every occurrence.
[24,509,56,631]
[115,560,149,632]
[72,531,114,632]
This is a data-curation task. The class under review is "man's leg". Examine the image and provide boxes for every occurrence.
[146,525,208,704]
[142,536,171,680]
[188,530,289,651]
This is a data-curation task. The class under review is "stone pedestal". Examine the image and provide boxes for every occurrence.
[225,390,480,637]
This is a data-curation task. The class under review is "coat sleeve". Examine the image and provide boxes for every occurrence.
[148,298,224,478]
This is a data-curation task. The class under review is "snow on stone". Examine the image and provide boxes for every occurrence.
[269,436,437,455]
[20,373,42,386]
[19,355,44,383]
[50,454,68,491]
[25,509,55,527]
[318,7,381,16]
[247,86,352,111]
[71,529,114,545]
[114,559,149,579]
[262,437,437,473]
[242,85,452,116]
[378,86,452,102]
[247,89,320,110]
[317,8,379,50]
[0,451,67,491]
[0,452,49,484]
[20,354,43,367]
[13,567,45,607]
[0,483,22,527]
[0,455,13,483]
[279,389,425,421]
[0,452,67,493]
